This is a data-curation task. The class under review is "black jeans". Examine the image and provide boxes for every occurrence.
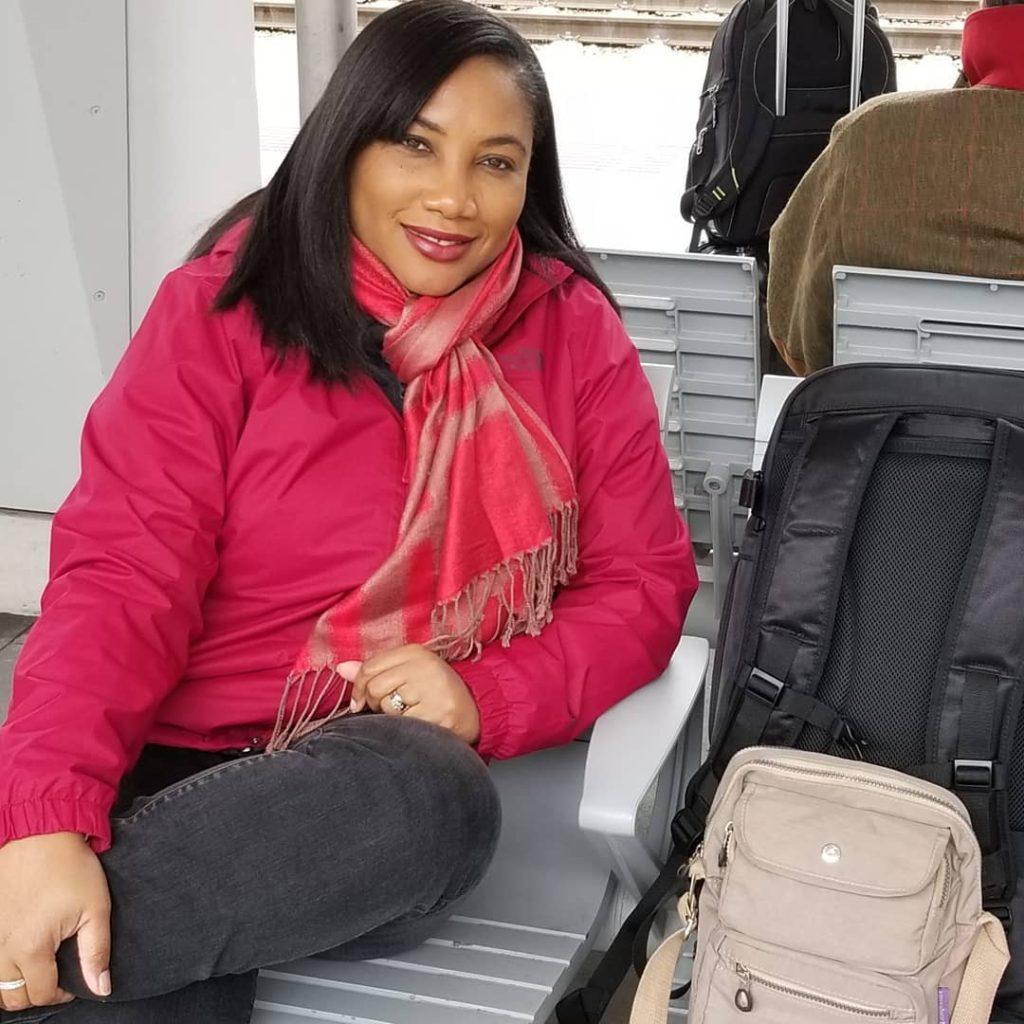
[4,715,501,1023]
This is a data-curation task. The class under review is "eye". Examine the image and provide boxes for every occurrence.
[400,135,431,153]
[482,156,515,172]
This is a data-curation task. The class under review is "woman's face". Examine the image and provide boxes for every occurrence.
[349,55,534,297]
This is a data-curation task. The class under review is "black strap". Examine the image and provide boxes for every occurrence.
[755,412,899,736]
[688,220,705,253]
[554,851,688,1024]
[924,419,1024,913]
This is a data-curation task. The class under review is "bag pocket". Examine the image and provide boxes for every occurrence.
[717,780,954,973]
[692,931,922,1023]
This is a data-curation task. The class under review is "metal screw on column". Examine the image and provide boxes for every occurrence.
[89,105,102,116]
[93,291,106,302]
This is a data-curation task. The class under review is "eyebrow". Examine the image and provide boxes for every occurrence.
[412,116,528,155]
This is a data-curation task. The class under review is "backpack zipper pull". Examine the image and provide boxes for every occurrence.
[734,963,754,1012]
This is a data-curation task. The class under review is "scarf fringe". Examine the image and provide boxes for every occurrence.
[266,666,353,753]
[265,499,579,752]
[429,499,579,662]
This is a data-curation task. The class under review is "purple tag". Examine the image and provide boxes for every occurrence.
[938,986,951,1024]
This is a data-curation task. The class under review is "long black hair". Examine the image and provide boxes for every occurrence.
[190,0,617,383]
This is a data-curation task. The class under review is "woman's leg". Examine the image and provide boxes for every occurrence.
[10,716,500,1021]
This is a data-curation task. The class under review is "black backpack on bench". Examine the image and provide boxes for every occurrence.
[558,364,1024,1023]
[681,0,896,250]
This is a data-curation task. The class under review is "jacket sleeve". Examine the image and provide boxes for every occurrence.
[767,120,850,376]
[0,269,244,852]
[456,285,699,759]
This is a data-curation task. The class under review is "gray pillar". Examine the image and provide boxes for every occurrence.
[296,0,358,122]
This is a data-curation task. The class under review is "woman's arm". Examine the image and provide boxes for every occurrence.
[0,268,245,852]
[455,283,699,759]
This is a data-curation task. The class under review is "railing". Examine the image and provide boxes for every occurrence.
[254,0,969,55]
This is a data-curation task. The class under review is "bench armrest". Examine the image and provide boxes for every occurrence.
[579,635,709,895]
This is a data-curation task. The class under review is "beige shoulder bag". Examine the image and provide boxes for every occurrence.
[632,747,1009,1024]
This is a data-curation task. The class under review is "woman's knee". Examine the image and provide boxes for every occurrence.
[302,715,501,888]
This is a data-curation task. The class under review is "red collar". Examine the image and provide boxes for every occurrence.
[962,5,1024,91]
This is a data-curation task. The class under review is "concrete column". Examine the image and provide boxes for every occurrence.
[297,0,359,121]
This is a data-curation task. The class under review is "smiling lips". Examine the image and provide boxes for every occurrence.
[402,224,476,263]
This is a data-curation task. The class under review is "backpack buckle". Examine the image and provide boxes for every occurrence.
[746,667,785,707]
[671,806,705,852]
[953,759,995,790]
[989,903,1014,930]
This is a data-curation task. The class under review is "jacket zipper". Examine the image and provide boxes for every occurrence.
[732,961,905,1019]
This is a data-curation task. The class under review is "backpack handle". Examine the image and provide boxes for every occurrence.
[776,0,870,116]
[774,0,789,115]
[850,0,867,110]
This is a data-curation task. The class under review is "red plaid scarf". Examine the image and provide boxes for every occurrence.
[268,230,579,750]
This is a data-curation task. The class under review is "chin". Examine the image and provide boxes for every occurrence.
[399,265,475,298]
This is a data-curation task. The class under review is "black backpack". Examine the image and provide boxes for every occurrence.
[559,364,1024,1023]
[681,0,896,250]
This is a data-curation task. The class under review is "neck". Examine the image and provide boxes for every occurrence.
[961,5,1024,91]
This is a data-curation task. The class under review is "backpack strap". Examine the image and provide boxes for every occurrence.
[914,419,1024,919]
[557,411,899,1024]
[554,851,688,1024]
[673,410,899,851]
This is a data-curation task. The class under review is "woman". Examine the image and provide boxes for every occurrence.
[0,1,697,1020]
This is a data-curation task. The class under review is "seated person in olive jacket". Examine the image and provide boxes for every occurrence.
[767,0,1024,376]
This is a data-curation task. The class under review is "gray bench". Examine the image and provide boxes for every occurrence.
[591,249,761,621]
[833,266,1024,368]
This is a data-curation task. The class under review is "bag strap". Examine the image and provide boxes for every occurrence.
[554,851,687,1024]
[915,420,1024,917]
[951,912,1011,1024]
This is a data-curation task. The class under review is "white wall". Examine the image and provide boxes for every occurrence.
[1,1,260,613]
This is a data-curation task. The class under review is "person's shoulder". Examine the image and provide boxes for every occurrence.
[521,256,615,321]
[131,239,264,379]
[168,216,250,300]
[836,89,982,142]
[546,265,634,362]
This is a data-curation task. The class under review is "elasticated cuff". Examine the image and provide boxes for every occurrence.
[0,797,112,853]
[453,658,510,760]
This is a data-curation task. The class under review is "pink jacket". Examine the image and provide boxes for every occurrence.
[1,223,698,852]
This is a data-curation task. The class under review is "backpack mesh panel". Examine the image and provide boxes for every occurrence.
[801,449,987,770]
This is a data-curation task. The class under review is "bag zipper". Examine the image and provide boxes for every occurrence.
[719,820,736,868]
[694,86,719,156]
[733,758,971,830]
[939,849,954,908]
[731,961,906,1019]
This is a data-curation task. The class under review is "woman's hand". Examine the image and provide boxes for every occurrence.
[0,832,111,1011]
[345,645,481,745]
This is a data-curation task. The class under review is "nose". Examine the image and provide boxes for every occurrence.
[421,162,478,221]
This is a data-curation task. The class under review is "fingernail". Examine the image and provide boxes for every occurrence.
[350,700,363,713]
[98,970,111,997]
[335,661,362,682]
